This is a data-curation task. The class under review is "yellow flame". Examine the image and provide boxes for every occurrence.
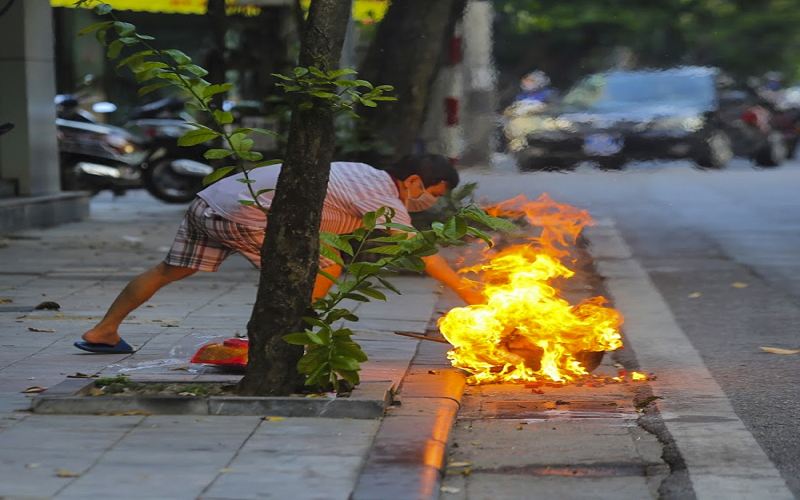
[438,194,624,384]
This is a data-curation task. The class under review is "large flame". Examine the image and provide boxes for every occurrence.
[438,194,623,384]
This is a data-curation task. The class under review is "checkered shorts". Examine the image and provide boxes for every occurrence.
[164,198,337,271]
[164,198,265,271]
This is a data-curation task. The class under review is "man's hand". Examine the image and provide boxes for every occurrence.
[455,283,484,306]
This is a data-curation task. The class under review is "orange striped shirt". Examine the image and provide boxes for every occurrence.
[198,162,413,233]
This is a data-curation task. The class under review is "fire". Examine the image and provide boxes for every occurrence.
[438,194,624,384]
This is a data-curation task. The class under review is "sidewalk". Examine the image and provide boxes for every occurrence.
[0,191,460,500]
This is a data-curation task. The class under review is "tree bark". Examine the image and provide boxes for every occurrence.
[237,0,353,396]
[356,0,467,163]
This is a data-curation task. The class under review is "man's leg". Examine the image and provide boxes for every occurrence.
[312,264,342,300]
[81,262,198,346]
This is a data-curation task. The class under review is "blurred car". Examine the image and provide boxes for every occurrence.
[504,66,787,171]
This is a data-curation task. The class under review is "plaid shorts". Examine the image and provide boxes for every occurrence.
[164,198,265,271]
[164,198,337,271]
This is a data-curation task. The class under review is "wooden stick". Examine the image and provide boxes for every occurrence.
[393,331,451,344]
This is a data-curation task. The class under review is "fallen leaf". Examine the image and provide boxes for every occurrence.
[262,416,285,422]
[34,301,60,311]
[219,468,231,473]
[688,292,701,298]
[25,463,39,468]
[731,282,749,288]
[169,366,190,371]
[0,298,12,303]
[440,486,461,494]
[759,347,800,355]
[21,386,46,393]
[27,327,55,333]
[66,372,99,378]
[448,461,472,467]
[56,470,80,477]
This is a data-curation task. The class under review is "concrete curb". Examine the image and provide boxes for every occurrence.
[351,331,466,500]
[30,378,394,419]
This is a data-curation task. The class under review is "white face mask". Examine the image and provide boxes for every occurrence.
[404,189,438,212]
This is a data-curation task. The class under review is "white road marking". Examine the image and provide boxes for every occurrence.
[585,219,794,500]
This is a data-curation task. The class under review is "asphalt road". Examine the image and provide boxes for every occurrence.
[463,155,800,497]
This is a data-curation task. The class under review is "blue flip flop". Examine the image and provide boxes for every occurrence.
[74,339,135,354]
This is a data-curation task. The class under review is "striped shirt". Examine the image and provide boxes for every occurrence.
[197,162,413,233]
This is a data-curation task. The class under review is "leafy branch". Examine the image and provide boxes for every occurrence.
[75,1,394,215]
[285,206,517,391]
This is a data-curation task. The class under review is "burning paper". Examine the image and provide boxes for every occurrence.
[438,194,623,384]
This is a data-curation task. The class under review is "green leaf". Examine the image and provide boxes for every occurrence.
[232,127,280,138]
[319,245,344,266]
[309,91,336,99]
[317,268,339,284]
[204,149,233,159]
[297,351,323,374]
[283,332,313,345]
[359,287,387,301]
[107,39,125,59]
[443,217,469,240]
[77,21,114,36]
[202,166,236,186]
[94,3,113,15]
[360,99,377,107]
[212,110,233,125]
[354,79,373,89]
[163,49,192,65]
[383,222,417,233]
[364,245,404,255]
[298,102,313,111]
[181,64,208,77]
[305,362,331,387]
[306,331,327,345]
[238,199,256,207]
[377,277,402,295]
[319,232,354,255]
[362,211,377,230]
[333,341,369,362]
[336,369,361,385]
[238,151,262,162]
[251,159,283,168]
[293,67,309,77]
[202,83,234,98]
[113,22,136,36]
[179,129,219,147]
[330,355,360,372]
[137,82,172,97]
[342,293,370,303]
[328,68,357,78]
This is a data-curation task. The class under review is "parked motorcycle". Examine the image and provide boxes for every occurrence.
[56,95,215,203]
[124,98,214,204]
[56,95,149,195]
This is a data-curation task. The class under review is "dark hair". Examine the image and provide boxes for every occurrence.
[383,154,460,189]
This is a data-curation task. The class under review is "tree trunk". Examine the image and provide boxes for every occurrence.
[356,0,467,163]
[237,0,353,396]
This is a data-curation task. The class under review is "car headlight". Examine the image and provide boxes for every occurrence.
[650,116,705,132]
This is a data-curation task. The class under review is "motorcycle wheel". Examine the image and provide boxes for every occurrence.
[142,158,204,204]
[694,130,733,169]
[753,131,787,167]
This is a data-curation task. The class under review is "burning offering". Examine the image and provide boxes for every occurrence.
[438,194,623,385]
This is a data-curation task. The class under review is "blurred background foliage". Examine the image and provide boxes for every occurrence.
[494,0,800,102]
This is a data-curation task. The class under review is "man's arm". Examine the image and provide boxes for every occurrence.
[420,253,484,305]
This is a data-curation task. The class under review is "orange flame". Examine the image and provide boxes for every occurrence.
[438,194,623,384]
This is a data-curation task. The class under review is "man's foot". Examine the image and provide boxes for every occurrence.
[74,339,135,354]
